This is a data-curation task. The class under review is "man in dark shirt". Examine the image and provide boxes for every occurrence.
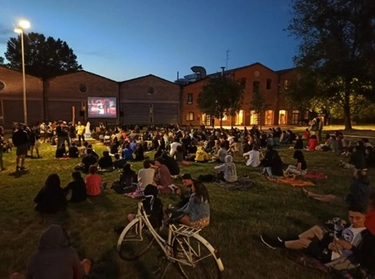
[12,123,30,171]
[56,121,70,148]
[68,142,79,158]
[113,154,126,169]
[81,149,98,173]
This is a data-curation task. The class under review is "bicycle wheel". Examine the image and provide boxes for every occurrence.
[117,218,155,261]
[173,234,224,279]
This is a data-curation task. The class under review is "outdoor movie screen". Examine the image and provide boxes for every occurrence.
[87,97,117,118]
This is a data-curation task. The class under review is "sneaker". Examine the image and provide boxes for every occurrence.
[20,166,27,171]
[260,234,284,249]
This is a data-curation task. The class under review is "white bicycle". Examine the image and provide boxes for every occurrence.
[116,195,224,278]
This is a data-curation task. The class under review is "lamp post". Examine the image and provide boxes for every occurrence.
[14,20,30,126]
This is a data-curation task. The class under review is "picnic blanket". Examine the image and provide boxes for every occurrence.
[305,171,327,180]
[267,177,315,187]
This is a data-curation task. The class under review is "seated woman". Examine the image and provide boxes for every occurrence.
[152,157,178,194]
[303,170,372,209]
[174,145,184,163]
[305,135,318,151]
[109,137,120,155]
[214,155,238,183]
[85,165,106,196]
[284,150,307,178]
[289,134,304,150]
[34,173,67,214]
[63,171,87,203]
[98,150,113,171]
[175,181,210,229]
[260,145,283,178]
[120,163,137,187]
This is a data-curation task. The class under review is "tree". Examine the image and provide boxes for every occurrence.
[0,56,4,65]
[4,32,82,79]
[249,87,269,130]
[288,0,375,130]
[197,76,244,128]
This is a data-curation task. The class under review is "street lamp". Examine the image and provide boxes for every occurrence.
[14,20,30,125]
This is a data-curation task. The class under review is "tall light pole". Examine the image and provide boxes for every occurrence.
[14,20,30,126]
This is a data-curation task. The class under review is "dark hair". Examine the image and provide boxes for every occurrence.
[266,144,273,150]
[310,135,317,139]
[89,165,97,174]
[122,163,133,174]
[293,150,305,160]
[103,150,109,157]
[348,203,366,214]
[72,171,82,181]
[154,157,165,165]
[194,181,210,204]
[114,153,120,159]
[45,173,61,190]
[143,159,151,169]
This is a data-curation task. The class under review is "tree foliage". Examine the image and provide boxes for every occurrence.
[0,56,4,65]
[249,88,269,129]
[197,77,244,127]
[288,0,375,130]
[4,32,82,79]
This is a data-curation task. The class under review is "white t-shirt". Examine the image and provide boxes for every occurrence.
[169,141,181,156]
[331,225,365,260]
[243,150,261,167]
[137,168,155,190]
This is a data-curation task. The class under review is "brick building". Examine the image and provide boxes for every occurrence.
[0,66,44,126]
[181,63,301,127]
[0,62,300,128]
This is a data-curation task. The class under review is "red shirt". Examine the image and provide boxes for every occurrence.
[307,138,318,151]
[85,174,102,196]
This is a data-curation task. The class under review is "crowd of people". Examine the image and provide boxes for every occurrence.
[1,119,375,278]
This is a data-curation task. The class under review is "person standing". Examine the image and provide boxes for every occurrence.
[76,121,85,146]
[12,123,29,171]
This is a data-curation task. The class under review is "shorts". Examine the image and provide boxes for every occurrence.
[16,144,28,156]
[190,217,210,229]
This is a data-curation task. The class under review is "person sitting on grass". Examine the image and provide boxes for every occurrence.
[171,180,210,229]
[195,146,210,163]
[214,154,238,183]
[9,224,92,279]
[305,135,318,151]
[260,205,367,265]
[161,152,180,177]
[122,143,133,161]
[79,141,89,157]
[260,144,283,178]
[120,163,137,188]
[243,145,261,167]
[339,144,367,170]
[133,143,145,161]
[152,157,178,194]
[303,170,373,209]
[80,148,98,173]
[211,142,227,163]
[289,134,304,150]
[63,171,87,203]
[68,142,79,158]
[85,165,106,196]
[55,143,66,158]
[284,150,307,178]
[87,145,99,159]
[98,150,113,171]
[34,174,67,214]
[137,159,155,191]
[113,153,127,169]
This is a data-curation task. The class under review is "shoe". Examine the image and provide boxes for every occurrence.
[260,234,284,249]
[20,166,27,171]
[16,166,21,171]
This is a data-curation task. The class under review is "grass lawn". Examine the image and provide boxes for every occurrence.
[0,127,373,279]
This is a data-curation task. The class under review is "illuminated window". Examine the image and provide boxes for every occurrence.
[279,110,288,125]
[187,93,193,104]
[250,110,259,125]
[292,110,299,125]
[235,110,243,125]
[265,110,274,125]
[186,112,194,121]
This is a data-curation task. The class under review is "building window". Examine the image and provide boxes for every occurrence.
[253,81,260,93]
[250,110,259,125]
[79,83,88,93]
[279,110,288,125]
[292,110,299,125]
[235,110,243,125]
[186,112,194,121]
[0,81,5,91]
[265,110,274,125]
[266,79,272,90]
[187,93,193,104]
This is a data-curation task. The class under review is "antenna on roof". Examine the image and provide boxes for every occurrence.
[226,49,230,70]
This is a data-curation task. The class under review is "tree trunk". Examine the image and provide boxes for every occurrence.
[343,82,352,131]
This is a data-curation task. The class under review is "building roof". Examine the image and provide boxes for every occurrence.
[119,74,180,86]
[46,69,117,83]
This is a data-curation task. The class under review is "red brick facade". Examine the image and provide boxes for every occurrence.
[0,63,299,128]
[181,63,300,127]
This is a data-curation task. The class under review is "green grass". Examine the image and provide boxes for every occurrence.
[0,130,372,279]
